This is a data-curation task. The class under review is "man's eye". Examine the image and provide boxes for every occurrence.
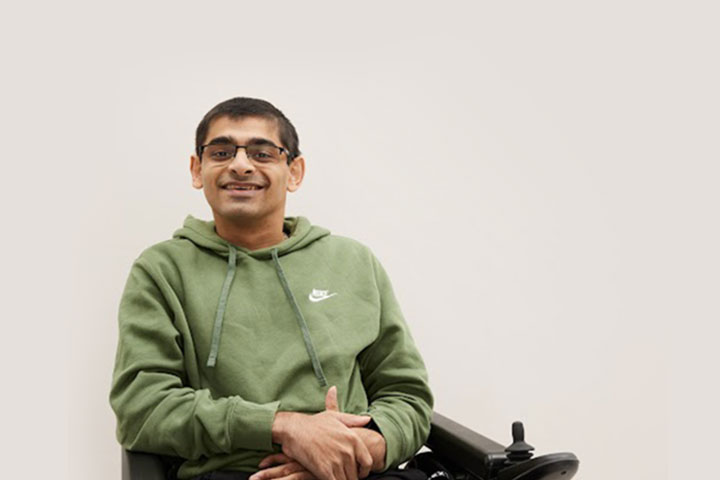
[251,150,274,161]
[210,150,232,159]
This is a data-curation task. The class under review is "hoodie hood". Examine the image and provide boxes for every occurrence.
[172,215,330,259]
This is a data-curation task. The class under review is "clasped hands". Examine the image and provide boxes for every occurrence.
[250,386,386,480]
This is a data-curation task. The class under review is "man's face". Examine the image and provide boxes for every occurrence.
[190,115,304,227]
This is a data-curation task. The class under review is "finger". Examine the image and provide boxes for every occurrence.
[343,451,359,480]
[273,472,318,480]
[280,472,318,480]
[334,412,371,428]
[358,461,372,479]
[333,461,349,480]
[258,453,293,468]
[353,435,373,478]
[251,461,305,480]
[356,445,373,478]
[325,385,339,412]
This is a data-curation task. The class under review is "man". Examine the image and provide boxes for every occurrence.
[110,97,433,480]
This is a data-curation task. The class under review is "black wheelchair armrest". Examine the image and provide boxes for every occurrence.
[122,449,180,480]
[421,412,579,480]
[425,412,509,476]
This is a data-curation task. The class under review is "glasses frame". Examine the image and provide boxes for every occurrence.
[199,142,293,165]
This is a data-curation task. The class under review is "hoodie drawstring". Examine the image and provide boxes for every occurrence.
[272,248,328,386]
[206,246,238,367]
[205,245,327,386]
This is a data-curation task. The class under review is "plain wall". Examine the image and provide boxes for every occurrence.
[1,2,716,479]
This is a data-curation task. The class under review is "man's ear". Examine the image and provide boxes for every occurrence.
[287,156,305,192]
[190,155,203,189]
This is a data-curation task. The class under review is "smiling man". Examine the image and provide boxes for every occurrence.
[110,97,433,480]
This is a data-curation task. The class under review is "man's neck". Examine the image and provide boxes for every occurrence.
[213,215,287,250]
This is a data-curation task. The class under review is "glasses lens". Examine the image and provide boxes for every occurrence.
[203,144,236,161]
[247,144,282,162]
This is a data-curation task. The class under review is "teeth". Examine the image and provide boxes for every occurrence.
[227,186,259,190]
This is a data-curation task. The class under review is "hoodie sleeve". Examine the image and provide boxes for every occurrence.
[110,259,280,460]
[358,255,434,469]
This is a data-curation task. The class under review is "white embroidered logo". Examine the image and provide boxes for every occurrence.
[308,289,337,303]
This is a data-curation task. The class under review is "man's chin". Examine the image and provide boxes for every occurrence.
[212,207,274,226]
[214,209,257,222]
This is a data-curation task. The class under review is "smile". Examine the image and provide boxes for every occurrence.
[223,185,262,190]
[221,180,265,191]
[221,183,265,198]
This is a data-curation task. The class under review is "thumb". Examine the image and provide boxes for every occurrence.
[334,412,372,428]
[325,385,339,412]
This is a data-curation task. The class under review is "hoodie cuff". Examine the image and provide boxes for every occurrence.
[369,410,406,470]
[227,398,281,452]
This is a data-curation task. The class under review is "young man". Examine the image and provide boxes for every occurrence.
[110,98,433,480]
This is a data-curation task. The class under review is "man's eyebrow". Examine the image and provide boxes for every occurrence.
[245,137,280,147]
[205,136,236,145]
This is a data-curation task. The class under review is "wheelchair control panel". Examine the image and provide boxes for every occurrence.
[417,415,579,480]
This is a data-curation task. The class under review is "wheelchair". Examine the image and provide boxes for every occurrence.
[122,412,579,480]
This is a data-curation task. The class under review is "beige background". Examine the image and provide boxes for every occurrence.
[1,1,717,479]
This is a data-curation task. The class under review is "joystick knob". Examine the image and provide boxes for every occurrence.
[505,421,534,463]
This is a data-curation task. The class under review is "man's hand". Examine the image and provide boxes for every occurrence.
[323,388,386,473]
[250,453,316,480]
[270,387,373,480]
[352,428,386,473]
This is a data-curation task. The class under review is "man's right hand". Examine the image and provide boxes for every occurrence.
[271,387,374,480]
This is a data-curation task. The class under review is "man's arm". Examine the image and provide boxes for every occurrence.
[357,255,434,469]
[110,260,280,459]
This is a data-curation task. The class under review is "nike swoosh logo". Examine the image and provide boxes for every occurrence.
[308,292,337,303]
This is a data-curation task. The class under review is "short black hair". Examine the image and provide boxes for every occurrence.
[195,97,300,163]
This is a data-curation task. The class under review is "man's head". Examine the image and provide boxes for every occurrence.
[195,97,301,162]
[190,97,305,232]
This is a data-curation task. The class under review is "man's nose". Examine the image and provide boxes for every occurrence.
[228,147,255,174]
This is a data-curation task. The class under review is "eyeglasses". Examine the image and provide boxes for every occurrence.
[199,142,291,164]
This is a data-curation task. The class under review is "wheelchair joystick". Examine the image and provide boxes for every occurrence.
[505,421,534,463]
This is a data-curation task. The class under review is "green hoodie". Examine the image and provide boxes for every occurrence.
[110,216,433,479]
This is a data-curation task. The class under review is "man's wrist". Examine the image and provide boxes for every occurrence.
[271,411,296,444]
[364,418,382,433]
[371,433,387,471]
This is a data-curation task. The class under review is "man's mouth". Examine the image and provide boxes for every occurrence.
[223,185,262,190]
[222,182,264,191]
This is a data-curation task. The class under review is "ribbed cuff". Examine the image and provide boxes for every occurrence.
[227,398,281,451]
[369,410,406,470]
